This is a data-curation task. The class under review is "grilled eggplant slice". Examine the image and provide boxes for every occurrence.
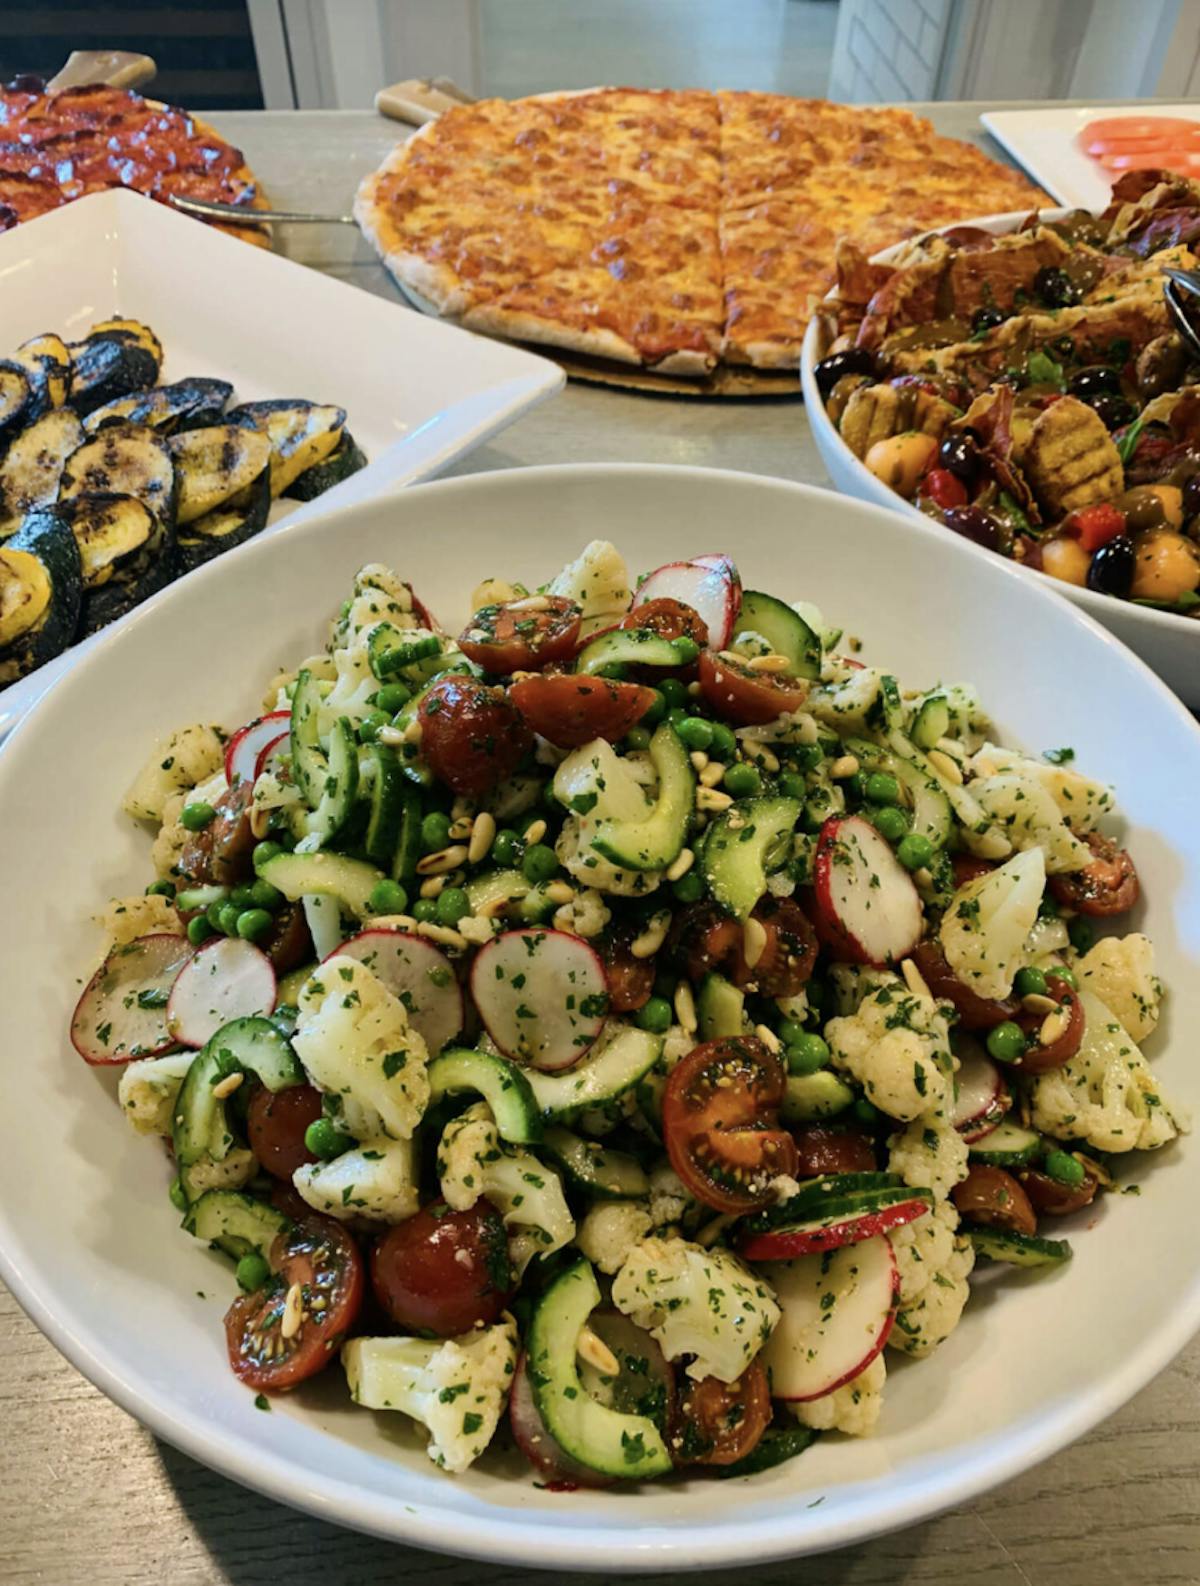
[56,492,177,634]
[12,332,70,420]
[170,423,271,526]
[0,505,82,686]
[285,430,367,501]
[177,466,270,572]
[229,400,345,497]
[0,359,32,446]
[68,338,159,419]
[59,423,177,525]
[0,407,85,535]
[85,377,234,436]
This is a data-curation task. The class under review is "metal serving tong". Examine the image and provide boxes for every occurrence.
[1162,268,1200,362]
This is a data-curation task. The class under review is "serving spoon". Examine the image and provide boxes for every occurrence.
[1162,267,1200,362]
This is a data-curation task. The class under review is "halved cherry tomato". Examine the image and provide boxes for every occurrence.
[245,1083,323,1181]
[418,676,532,796]
[508,672,657,748]
[1015,973,1085,1074]
[697,650,808,727]
[457,596,581,675]
[671,1360,772,1466]
[1064,502,1127,553]
[600,920,655,1013]
[951,1164,1037,1236]
[922,467,968,512]
[1049,831,1139,916]
[1018,1164,1099,1217]
[617,596,710,647]
[259,901,314,975]
[370,1199,514,1337]
[662,1037,797,1213]
[911,937,1019,1031]
[951,854,996,888]
[672,899,817,997]
[791,1123,878,1178]
[225,1217,364,1393]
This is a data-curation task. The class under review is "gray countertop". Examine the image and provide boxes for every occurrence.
[5,101,1198,1586]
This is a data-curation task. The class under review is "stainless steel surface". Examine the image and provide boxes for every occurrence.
[6,102,1199,1586]
[167,193,355,226]
[1163,270,1200,362]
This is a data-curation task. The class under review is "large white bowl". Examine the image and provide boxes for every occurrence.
[1,464,1198,1569]
[800,210,1200,708]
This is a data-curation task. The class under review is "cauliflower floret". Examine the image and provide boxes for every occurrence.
[611,1237,780,1383]
[96,891,180,949]
[548,539,631,633]
[789,1352,886,1436]
[576,1200,654,1274]
[888,1115,969,1201]
[826,986,954,1122]
[968,743,1113,832]
[437,1103,574,1274]
[293,1136,419,1224]
[939,847,1045,1001]
[151,791,191,878]
[1031,988,1186,1153]
[184,1147,256,1196]
[556,814,662,897]
[647,1161,694,1228]
[827,964,903,1016]
[342,1318,517,1473]
[123,722,226,822]
[806,666,887,732]
[1076,933,1162,1043]
[330,564,414,650]
[293,957,430,1140]
[661,1024,694,1070]
[887,1199,974,1358]
[552,885,611,939]
[969,773,1092,873]
[117,1051,195,1136]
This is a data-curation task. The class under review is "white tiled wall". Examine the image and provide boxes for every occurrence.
[828,0,952,104]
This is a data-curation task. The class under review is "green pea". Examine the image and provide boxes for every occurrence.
[624,725,652,751]
[896,832,934,871]
[787,1033,831,1076]
[986,1020,1027,1063]
[435,886,470,926]
[673,637,701,664]
[854,1097,881,1127]
[666,706,688,730]
[1014,966,1048,999]
[180,800,215,832]
[640,690,667,726]
[230,883,258,910]
[1068,917,1095,953]
[845,771,869,803]
[235,1253,270,1293]
[723,762,762,798]
[778,770,807,800]
[186,914,215,947]
[253,840,282,870]
[357,709,389,743]
[145,879,176,899]
[250,879,285,911]
[865,771,900,806]
[368,879,409,916]
[412,897,438,923]
[778,1017,807,1048]
[168,1176,188,1213]
[678,716,714,752]
[217,902,242,936]
[304,1118,346,1161]
[1043,1149,1085,1188]
[708,722,737,760]
[672,871,704,904]
[872,805,908,843]
[491,828,521,866]
[374,682,411,715]
[522,843,559,884]
[635,996,673,1034]
[1049,963,1078,989]
[421,811,452,853]
[236,908,273,942]
[659,677,688,711]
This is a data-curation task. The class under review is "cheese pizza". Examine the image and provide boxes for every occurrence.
[356,88,1045,375]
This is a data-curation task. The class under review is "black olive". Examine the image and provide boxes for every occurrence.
[813,347,878,399]
[1183,474,1200,524]
[1087,534,1135,598]
[1085,391,1138,431]
[971,305,1007,335]
[5,73,45,93]
[937,430,981,482]
[1034,267,1081,308]
[1068,365,1122,398]
[944,504,1001,553]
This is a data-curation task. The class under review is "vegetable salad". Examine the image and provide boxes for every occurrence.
[76,540,1187,1482]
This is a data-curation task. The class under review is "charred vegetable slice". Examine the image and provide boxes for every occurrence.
[12,332,70,418]
[0,407,83,534]
[59,423,177,525]
[170,423,271,526]
[177,467,270,572]
[285,430,367,501]
[0,506,82,685]
[68,338,159,418]
[85,318,164,366]
[85,377,233,436]
[57,493,177,634]
[229,400,345,496]
[0,359,32,444]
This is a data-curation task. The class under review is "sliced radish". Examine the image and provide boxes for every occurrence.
[509,1351,612,1489]
[740,1197,930,1261]
[405,582,438,633]
[633,556,742,649]
[331,928,464,1055]
[812,814,923,966]
[952,1041,1010,1141]
[254,731,290,781]
[71,933,194,1064]
[759,1235,898,1401]
[166,936,277,1047]
[470,928,608,1071]
[224,711,290,788]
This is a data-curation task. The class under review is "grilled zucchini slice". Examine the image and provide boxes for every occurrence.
[0,360,32,445]
[85,319,164,366]
[59,423,177,525]
[12,332,70,420]
[170,423,271,526]
[68,337,159,419]
[229,400,345,496]
[177,467,270,572]
[285,429,367,501]
[0,407,84,535]
[85,377,233,436]
[57,492,177,633]
[0,506,82,685]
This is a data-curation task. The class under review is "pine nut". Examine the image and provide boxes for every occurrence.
[507,594,552,612]
[376,725,406,747]
[686,679,703,698]
[741,737,780,772]
[1040,1010,1069,1046]
[419,874,447,900]
[211,1071,244,1100]
[630,911,671,959]
[468,811,496,864]
[746,653,792,673]
[934,737,965,761]
[696,787,733,812]
[928,749,964,786]
[478,895,511,919]
[249,807,272,839]
[755,1023,781,1054]
[689,750,710,772]
[577,1324,621,1376]
[674,981,697,1034]
[544,880,575,905]
[829,754,859,779]
[415,922,469,950]
[1022,992,1059,1015]
[696,1212,740,1248]
[280,1282,304,1341]
[900,959,933,1001]
[665,847,694,882]
[700,761,726,788]
[448,816,474,841]
[416,844,469,875]
[523,819,548,846]
[743,916,768,970]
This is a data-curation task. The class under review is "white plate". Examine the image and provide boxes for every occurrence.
[800,208,1200,709]
[0,463,1197,1569]
[982,105,1200,208]
[0,188,563,739]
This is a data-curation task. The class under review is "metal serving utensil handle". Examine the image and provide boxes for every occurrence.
[165,193,355,227]
[46,50,157,91]
[375,76,476,125]
[1163,275,1200,363]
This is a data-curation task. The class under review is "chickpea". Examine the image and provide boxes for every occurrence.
[863,431,938,498]
[1041,534,1091,587]
[1131,529,1200,603]
[1145,483,1184,530]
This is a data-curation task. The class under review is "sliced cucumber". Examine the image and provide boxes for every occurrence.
[780,1070,855,1123]
[701,796,801,921]
[842,735,952,850]
[525,1027,662,1120]
[527,1256,671,1479]
[697,971,745,1039]
[740,1188,931,1260]
[875,674,906,734]
[542,1127,650,1198]
[969,1118,1042,1167]
[289,668,326,807]
[967,1227,1072,1267]
[742,1173,906,1233]
[888,728,989,837]
[426,1047,542,1145]
[574,628,695,675]
[390,779,422,884]
[183,1189,292,1262]
[590,723,693,872]
[367,625,443,684]
[714,1425,818,1479]
[736,590,820,680]
[911,693,951,751]
[258,851,386,920]
[205,1016,304,1091]
[306,716,358,843]
[364,741,405,868]
[465,868,559,925]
